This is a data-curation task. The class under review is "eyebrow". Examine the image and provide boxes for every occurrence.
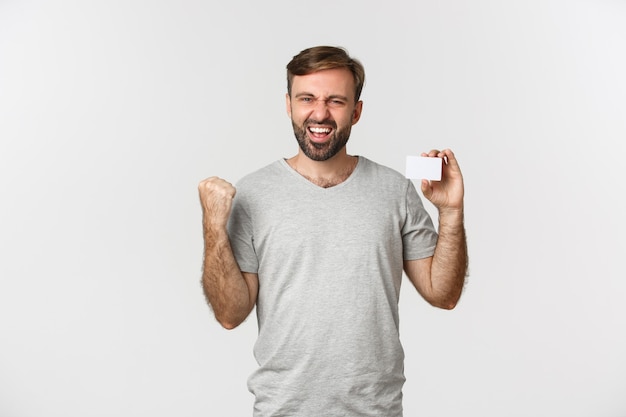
[294,92,350,101]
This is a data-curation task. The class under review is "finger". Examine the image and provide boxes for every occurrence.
[439,149,461,171]
[199,176,221,190]
[198,177,236,200]
[420,179,432,198]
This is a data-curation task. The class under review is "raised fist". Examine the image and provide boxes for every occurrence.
[198,176,236,228]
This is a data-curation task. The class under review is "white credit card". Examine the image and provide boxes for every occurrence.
[405,156,442,181]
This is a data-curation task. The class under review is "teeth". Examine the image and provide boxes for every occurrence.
[310,127,331,134]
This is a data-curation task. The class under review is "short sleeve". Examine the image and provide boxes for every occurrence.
[402,180,438,260]
[227,190,259,273]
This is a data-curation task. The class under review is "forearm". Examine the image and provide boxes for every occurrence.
[430,209,468,309]
[202,224,253,329]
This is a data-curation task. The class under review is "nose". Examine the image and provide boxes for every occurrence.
[310,99,330,120]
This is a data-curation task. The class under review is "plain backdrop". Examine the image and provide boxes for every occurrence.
[1,0,625,416]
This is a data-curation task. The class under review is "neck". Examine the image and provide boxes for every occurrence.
[287,150,358,188]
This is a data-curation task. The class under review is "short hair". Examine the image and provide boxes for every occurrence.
[286,46,365,102]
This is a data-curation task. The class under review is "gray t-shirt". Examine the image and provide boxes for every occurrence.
[228,156,438,416]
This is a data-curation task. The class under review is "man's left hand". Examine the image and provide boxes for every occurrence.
[420,148,464,213]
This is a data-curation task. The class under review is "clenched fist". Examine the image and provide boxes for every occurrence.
[198,176,236,229]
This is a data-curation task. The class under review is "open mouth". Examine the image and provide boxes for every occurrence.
[307,126,333,142]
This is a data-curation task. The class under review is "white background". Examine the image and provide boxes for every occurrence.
[1,0,625,416]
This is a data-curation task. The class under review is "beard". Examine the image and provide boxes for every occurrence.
[291,118,352,161]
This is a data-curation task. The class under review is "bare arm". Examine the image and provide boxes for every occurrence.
[404,149,468,310]
[199,177,258,329]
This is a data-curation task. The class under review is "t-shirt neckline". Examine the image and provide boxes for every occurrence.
[279,156,364,191]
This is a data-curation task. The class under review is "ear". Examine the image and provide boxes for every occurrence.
[285,93,292,118]
[351,100,363,125]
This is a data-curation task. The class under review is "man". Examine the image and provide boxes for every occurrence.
[198,46,467,416]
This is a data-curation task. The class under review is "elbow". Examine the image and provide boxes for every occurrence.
[429,292,461,310]
[210,299,254,329]
[437,299,459,310]
[220,321,240,330]
[216,315,243,330]
[430,277,465,310]
[215,306,252,329]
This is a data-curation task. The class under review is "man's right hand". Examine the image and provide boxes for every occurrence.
[198,177,258,329]
[198,177,236,229]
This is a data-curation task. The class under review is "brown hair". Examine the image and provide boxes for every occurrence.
[286,46,365,102]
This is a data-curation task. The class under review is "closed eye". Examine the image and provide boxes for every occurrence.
[294,95,348,107]
[328,99,346,107]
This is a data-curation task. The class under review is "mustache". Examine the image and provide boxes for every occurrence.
[305,119,337,129]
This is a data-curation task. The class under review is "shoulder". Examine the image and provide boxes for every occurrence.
[357,157,411,190]
[235,160,285,190]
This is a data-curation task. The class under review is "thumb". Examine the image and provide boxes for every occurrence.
[421,179,432,199]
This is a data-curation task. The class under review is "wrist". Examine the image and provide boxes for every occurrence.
[438,207,464,225]
[203,217,229,237]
